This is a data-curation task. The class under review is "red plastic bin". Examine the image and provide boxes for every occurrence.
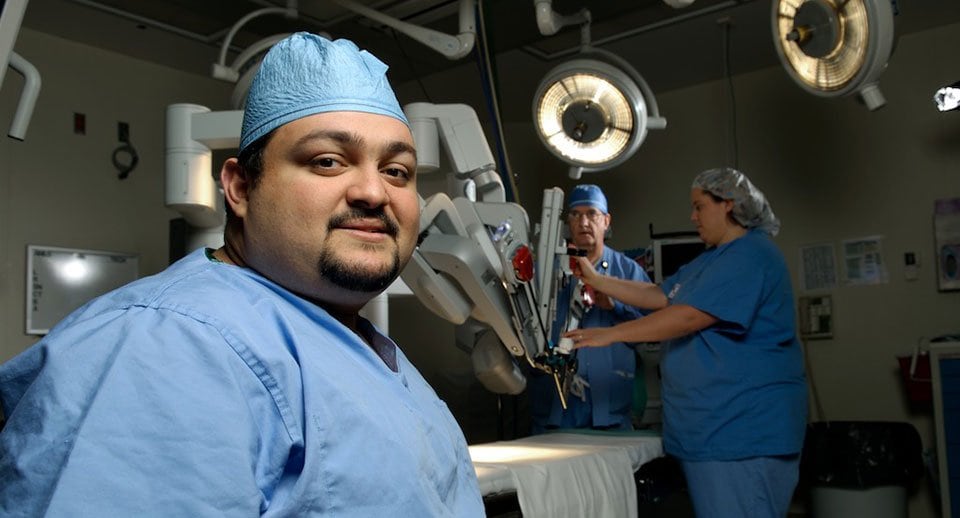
[896,353,932,404]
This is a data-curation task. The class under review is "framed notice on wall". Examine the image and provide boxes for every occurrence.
[935,199,960,291]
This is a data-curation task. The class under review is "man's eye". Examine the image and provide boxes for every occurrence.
[311,157,338,168]
[383,167,410,180]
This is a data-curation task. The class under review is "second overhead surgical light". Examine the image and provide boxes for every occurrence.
[535,60,638,171]
[531,0,667,179]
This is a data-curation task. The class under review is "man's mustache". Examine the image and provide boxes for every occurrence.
[328,208,399,237]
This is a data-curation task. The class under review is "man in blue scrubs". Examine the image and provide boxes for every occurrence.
[0,33,484,517]
[528,184,649,433]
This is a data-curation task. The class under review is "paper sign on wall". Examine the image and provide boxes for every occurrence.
[842,236,888,286]
[935,198,960,291]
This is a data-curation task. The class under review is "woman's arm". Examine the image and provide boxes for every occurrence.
[563,304,718,347]
[574,256,668,310]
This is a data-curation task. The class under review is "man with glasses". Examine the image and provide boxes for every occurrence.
[528,184,651,434]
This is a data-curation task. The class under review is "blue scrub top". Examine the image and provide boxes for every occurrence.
[659,229,808,461]
[529,246,649,432]
[0,249,484,517]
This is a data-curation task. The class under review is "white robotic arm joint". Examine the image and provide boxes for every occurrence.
[398,102,581,401]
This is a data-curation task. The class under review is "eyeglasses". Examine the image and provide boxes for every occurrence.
[567,210,605,223]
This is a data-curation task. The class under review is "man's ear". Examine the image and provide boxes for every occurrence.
[220,158,250,219]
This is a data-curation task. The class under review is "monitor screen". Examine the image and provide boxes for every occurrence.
[26,245,139,335]
[653,237,705,284]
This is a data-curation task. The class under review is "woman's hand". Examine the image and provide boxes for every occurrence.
[572,256,601,286]
[562,327,614,348]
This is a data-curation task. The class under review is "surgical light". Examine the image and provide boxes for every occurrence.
[533,49,665,179]
[536,62,633,165]
[772,0,895,110]
[934,81,960,112]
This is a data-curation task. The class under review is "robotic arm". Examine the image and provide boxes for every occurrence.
[400,102,581,399]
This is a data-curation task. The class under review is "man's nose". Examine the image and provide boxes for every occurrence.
[346,165,389,208]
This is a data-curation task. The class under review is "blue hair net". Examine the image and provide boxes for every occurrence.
[692,167,780,236]
[240,32,408,153]
[568,184,608,214]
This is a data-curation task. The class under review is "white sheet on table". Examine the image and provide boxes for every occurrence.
[470,432,663,518]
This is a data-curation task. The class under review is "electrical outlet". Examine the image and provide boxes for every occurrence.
[798,295,833,339]
[905,251,920,281]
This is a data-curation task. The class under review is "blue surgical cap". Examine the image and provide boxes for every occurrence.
[568,184,608,214]
[692,167,781,236]
[239,32,408,153]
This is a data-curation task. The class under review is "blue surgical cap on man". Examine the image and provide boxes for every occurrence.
[239,32,408,153]
[568,184,608,214]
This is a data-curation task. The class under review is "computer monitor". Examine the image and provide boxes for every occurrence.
[652,237,705,284]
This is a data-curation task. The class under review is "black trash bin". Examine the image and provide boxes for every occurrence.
[801,421,924,518]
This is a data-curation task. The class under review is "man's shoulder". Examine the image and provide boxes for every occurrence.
[64,249,265,327]
[604,247,649,279]
[108,250,237,304]
[604,246,637,263]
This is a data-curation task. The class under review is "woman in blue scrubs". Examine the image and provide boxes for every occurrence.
[564,167,808,518]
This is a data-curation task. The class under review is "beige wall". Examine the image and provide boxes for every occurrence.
[0,29,233,362]
[2,19,959,517]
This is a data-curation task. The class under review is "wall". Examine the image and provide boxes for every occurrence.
[0,29,233,363]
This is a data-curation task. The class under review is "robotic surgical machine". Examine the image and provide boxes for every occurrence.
[400,102,590,407]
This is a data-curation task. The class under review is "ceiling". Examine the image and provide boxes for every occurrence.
[15,0,960,98]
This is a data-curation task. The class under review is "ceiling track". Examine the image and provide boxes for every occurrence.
[66,0,346,53]
[522,0,741,61]
[70,0,225,44]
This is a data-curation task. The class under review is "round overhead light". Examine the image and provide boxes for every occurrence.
[773,0,895,110]
[533,56,665,178]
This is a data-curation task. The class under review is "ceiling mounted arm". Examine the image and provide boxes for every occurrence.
[332,0,476,60]
[211,4,298,82]
[7,51,41,140]
[533,0,589,36]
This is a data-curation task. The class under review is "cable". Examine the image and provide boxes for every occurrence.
[113,122,138,180]
[389,28,434,103]
[720,18,739,169]
[112,143,139,180]
[474,0,519,202]
[801,337,826,422]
